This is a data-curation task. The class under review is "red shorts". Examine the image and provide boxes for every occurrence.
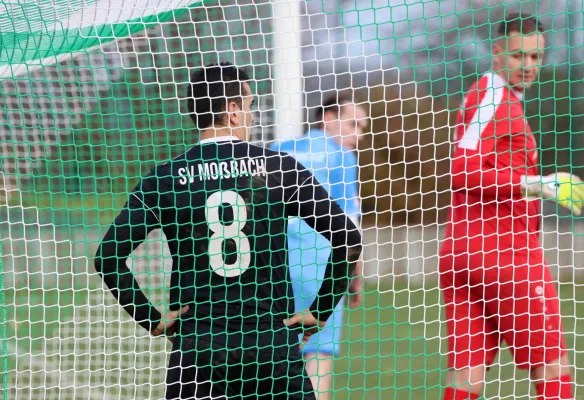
[439,250,567,370]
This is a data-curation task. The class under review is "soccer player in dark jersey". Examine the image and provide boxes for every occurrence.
[94,62,362,400]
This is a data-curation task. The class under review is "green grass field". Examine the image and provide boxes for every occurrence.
[337,282,584,399]
[4,281,584,399]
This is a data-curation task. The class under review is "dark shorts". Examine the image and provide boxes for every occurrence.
[165,336,316,400]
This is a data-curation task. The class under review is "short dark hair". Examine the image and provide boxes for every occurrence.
[498,13,544,37]
[315,93,360,123]
[186,62,251,129]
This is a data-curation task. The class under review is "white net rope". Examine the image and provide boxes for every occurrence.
[2,1,584,399]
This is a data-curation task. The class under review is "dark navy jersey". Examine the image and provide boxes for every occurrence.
[95,136,361,347]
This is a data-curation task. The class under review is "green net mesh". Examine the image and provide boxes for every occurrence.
[2,1,584,399]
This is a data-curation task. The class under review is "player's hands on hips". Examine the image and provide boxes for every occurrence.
[348,276,363,309]
[151,305,189,344]
[283,309,327,346]
[521,173,584,215]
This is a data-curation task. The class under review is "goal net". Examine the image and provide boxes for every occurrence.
[1,1,583,399]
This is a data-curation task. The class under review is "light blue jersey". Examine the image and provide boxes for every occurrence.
[271,129,360,356]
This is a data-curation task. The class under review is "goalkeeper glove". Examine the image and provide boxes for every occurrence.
[521,172,584,216]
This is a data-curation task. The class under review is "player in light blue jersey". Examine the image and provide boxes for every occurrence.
[271,94,368,399]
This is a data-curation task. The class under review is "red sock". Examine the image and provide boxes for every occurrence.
[443,386,480,400]
[536,375,573,400]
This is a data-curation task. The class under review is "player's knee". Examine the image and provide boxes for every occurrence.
[446,367,486,395]
[531,354,571,381]
[304,353,334,399]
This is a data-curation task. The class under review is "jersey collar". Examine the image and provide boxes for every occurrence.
[199,136,242,144]
[307,128,351,152]
[306,129,327,139]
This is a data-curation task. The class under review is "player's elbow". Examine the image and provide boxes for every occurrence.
[348,226,362,250]
[94,242,116,276]
[331,213,361,240]
[344,222,362,264]
[94,244,105,275]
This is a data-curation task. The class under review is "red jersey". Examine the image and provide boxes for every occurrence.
[441,72,542,257]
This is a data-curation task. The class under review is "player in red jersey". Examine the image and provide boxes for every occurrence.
[440,13,584,400]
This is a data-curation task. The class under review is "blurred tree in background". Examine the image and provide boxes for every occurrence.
[13,0,272,198]
[357,78,453,226]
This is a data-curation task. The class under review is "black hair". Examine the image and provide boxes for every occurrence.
[186,62,251,129]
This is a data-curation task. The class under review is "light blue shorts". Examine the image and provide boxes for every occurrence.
[288,221,345,356]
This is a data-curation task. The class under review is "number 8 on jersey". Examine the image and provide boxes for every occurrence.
[205,190,251,277]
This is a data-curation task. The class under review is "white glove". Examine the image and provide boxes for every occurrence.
[521,172,584,216]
